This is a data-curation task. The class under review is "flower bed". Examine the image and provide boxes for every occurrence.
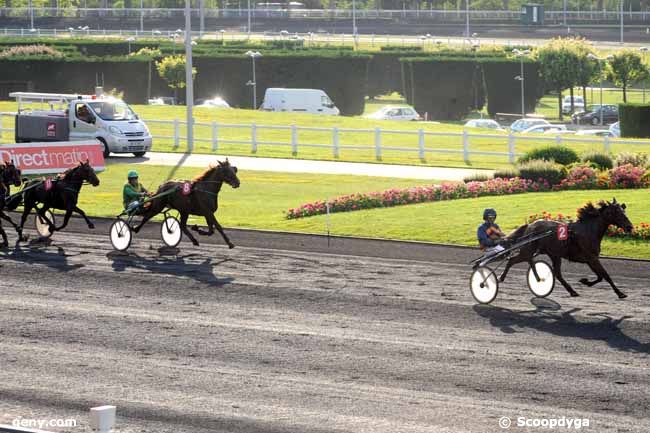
[526,211,650,240]
[286,177,550,219]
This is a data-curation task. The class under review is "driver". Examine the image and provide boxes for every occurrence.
[123,170,149,214]
[477,208,506,253]
[77,104,92,123]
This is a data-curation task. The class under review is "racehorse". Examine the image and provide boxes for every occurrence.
[0,160,22,247]
[133,159,240,248]
[17,160,100,237]
[499,199,633,299]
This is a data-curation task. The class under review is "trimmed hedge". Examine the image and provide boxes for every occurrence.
[519,145,580,166]
[619,103,650,138]
[481,58,540,117]
[518,159,568,185]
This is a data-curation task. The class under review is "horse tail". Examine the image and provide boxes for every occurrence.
[506,224,528,243]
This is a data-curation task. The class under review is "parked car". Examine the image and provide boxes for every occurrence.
[464,119,506,132]
[561,95,585,114]
[609,121,620,137]
[197,97,231,109]
[148,96,177,106]
[510,118,550,133]
[572,104,619,125]
[365,106,421,121]
[575,129,614,137]
[260,88,339,115]
[521,124,569,134]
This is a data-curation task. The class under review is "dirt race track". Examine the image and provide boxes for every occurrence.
[0,219,649,433]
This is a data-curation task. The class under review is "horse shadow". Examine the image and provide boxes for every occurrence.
[473,301,650,354]
[1,241,86,273]
[107,251,234,287]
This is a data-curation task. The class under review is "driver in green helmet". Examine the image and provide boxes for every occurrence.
[123,170,149,213]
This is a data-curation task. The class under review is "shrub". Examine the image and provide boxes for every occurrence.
[517,159,567,185]
[581,151,613,170]
[618,103,650,138]
[493,167,520,179]
[554,165,599,190]
[0,44,63,59]
[608,164,647,188]
[463,173,491,183]
[615,151,648,168]
[519,145,579,166]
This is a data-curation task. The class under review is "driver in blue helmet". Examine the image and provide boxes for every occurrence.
[477,208,506,253]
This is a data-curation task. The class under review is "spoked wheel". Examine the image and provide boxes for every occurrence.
[527,260,555,298]
[470,266,499,304]
[110,219,132,252]
[34,210,55,238]
[161,216,182,248]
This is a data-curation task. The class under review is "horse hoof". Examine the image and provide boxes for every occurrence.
[20,235,29,242]
[88,223,95,229]
[618,292,628,299]
[579,278,590,286]
[570,292,580,297]
[0,242,8,249]
[228,243,235,249]
[191,224,199,232]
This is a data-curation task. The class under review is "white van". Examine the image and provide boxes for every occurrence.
[260,88,340,115]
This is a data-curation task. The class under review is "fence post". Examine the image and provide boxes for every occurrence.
[332,127,339,158]
[211,121,218,151]
[251,123,257,153]
[556,134,562,145]
[173,119,180,148]
[508,132,515,164]
[604,135,610,153]
[418,129,425,161]
[187,117,193,152]
[291,125,298,156]
[374,127,382,161]
[463,129,470,163]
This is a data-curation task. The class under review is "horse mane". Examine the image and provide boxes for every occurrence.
[192,162,229,183]
[577,201,607,222]
[58,163,82,180]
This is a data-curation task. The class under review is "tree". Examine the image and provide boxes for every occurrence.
[571,39,599,108]
[155,55,197,103]
[607,50,648,103]
[535,38,582,120]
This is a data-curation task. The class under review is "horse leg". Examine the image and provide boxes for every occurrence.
[579,262,603,287]
[209,214,234,249]
[587,258,626,299]
[179,213,200,246]
[132,201,165,233]
[191,215,215,236]
[73,206,95,229]
[0,210,21,239]
[551,256,579,297]
[53,206,73,232]
[0,222,7,247]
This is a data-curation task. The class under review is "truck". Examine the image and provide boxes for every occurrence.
[260,88,340,115]
[10,90,153,158]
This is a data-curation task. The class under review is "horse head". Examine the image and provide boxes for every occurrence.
[216,159,240,189]
[78,160,100,187]
[602,198,633,233]
[2,159,22,187]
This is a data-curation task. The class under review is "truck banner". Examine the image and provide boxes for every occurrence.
[0,141,105,175]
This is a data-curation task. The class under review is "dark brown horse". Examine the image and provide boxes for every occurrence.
[17,161,100,236]
[500,199,634,299]
[0,160,23,247]
[133,160,240,247]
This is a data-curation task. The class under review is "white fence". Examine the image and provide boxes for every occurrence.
[3,113,650,164]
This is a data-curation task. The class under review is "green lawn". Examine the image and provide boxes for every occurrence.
[70,163,650,259]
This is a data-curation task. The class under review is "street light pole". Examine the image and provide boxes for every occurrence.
[514,49,529,118]
[247,0,251,38]
[620,0,624,45]
[352,0,357,38]
[185,0,194,151]
[465,0,470,38]
[29,0,34,29]
[246,51,262,109]
[640,47,649,103]
[139,0,143,32]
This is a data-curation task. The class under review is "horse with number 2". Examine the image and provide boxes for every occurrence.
[110,160,240,252]
[470,199,634,304]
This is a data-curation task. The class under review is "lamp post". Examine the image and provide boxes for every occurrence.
[140,0,144,33]
[620,0,624,45]
[513,49,530,118]
[126,36,135,54]
[640,47,649,103]
[465,0,470,38]
[247,0,251,38]
[185,0,194,151]
[245,50,262,109]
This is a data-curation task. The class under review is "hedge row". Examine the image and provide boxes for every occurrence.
[619,103,650,138]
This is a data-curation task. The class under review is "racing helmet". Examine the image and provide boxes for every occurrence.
[127,170,139,179]
[483,208,497,221]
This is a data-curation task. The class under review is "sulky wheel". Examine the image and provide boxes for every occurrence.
[470,266,499,304]
[110,219,132,252]
[527,260,555,298]
[34,210,55,238]
[161,216,182,248]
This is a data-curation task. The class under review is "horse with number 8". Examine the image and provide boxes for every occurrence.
[132,160,240,248]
